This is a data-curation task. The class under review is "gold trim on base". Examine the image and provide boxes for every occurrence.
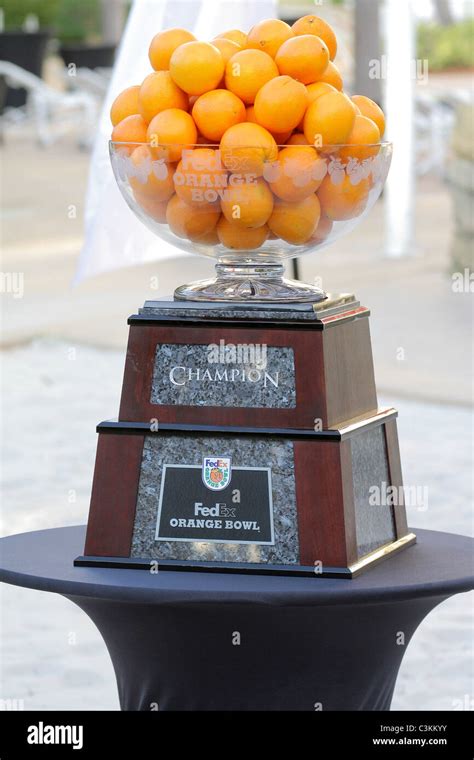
[313,292,356,312]
[349,532,417,577]
[337,407,397,437]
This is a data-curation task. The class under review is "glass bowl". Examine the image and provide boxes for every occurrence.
[110,140,392,302]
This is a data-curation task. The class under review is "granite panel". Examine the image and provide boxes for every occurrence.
[151,343,296,408]
[142,306,321,321]
[139,295,357,322]
[352,426,396,558]
[131,435,299,564]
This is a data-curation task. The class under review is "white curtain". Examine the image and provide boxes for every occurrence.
[75,0,276,283]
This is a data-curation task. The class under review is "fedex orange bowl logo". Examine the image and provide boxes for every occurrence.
[202,456,231,491]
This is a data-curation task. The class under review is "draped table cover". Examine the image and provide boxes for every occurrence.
[0,526,472,711]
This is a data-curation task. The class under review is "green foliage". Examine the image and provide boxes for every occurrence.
[418,19,474,71]
[1,0,101,40]
[53,0,101,43]
[1,0,61,28]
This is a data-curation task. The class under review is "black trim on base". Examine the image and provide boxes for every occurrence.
[73,554,354,579]
[74,533,416,579]
[127,312,369,330]
[97,409,398,440]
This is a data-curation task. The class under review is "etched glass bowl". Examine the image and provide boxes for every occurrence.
[110,141,392,302]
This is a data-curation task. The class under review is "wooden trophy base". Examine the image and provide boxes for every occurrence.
[77,296,415,578]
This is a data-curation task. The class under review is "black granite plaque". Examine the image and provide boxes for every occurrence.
[155,464,274,545]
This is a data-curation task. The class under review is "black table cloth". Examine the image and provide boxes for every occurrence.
[0,526,472,711]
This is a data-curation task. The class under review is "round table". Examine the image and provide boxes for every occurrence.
[0,526,472,711]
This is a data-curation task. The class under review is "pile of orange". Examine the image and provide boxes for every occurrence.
[110,16,386,250]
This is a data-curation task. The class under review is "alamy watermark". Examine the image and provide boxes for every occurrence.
[369,481,429,511]
[207,339,268,370]
[452,269,473,293]
[0,271,24,299]
[369,55,429,85]
[0,698,25,710]
[27,722,83,750]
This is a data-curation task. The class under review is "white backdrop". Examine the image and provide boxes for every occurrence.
[75,0,276,282]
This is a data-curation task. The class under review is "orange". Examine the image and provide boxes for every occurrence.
[351,95,386,137]
[303,91,356,148]
[287,133,309,145]
[272,129,294,145]
[197,225,220,245]
[174,147,228,206]
[268,194,321,244]
[338,115,380,162]
[220,177,273,228]
[275,34,329,84]
[215,29,247,48]
[254,75,308,133]
[316,61,343,90]
[134,195,168,223]
[306,81,338,102]
[196,133,216,145]
[192,89,246,142]
[129,145,175,201]
[246,18,294,59]
[110,85,140,126]
[148,28,196,71]
[211,39,241,89]
[246,106,292,145]
[317,173,371,221]
[139,71,188,123]
[310,212,333,244]
[211,37,242,65]
[220,122,277,177]
[266,145,325,201]
[166,194,220,241]
[245,105,258,123]
[111,114,148,146]
[217,217,269,249]
[146,108,197,162]
[170,41,224,96]
[225,49,278,105]
[297,81,337,129]
[292,15,337,61]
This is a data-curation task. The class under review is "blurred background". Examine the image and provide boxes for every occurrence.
[0,0,472,711]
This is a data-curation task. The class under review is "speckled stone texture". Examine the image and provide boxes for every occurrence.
[351,425,396,558]
[131,435,299,564]
[151,343,296,408]
[141,305,322,321]
[139,295,357,322]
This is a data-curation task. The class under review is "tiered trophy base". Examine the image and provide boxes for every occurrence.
[77,295,415,579]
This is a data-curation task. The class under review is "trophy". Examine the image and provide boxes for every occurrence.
[75,136,415,578]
